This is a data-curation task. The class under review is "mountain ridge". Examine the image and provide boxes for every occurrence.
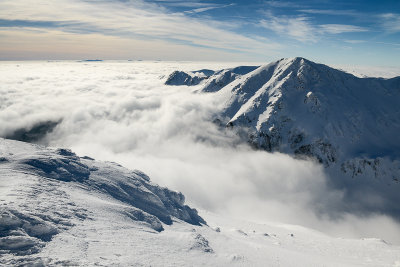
[166,57,400,215]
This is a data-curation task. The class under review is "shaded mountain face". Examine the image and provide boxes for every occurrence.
[166,57,400,215]
[165,69,214,86]
[5,120,61,143]
[0,138,205,258]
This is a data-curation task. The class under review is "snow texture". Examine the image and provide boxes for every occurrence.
[0,138,204,264]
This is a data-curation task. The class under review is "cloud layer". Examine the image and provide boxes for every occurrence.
[1,61,400,244]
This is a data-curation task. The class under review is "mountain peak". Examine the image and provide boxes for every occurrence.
[165,59,400,207]
[272,57,313,67]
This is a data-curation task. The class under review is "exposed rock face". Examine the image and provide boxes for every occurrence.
[213,58,400,181]
[201,66,258,92]
[5,120,61,143]
[164,66,258,89]
[165,70,214,86]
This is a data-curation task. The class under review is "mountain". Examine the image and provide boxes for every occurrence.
[165,69,215,86]
[166,57,400,215]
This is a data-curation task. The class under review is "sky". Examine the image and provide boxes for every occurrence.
[0,0,399,66]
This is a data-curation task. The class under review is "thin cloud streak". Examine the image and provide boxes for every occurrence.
[319,24,368,34]
[343,39,366,44]
[260,13,369,43]
[184,3,235,15]
[299,9,361,17]
[380,13,400,33]
[153,1,212,8]
[260,16,317,43]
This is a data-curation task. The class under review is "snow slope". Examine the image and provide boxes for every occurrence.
[166,57,400,216]
[0,138,204,264]
[1,138,400,266]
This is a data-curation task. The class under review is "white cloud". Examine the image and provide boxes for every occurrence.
[259,14,368,43]
[299,9,360,17]
[184,3,235,14]
[380,13,400,33]
[260,16,316,42]
[319,24,368,34]
[343,39,366,44]
[0,28,263,61]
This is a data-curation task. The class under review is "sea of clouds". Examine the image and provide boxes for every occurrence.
[1,60,399,244]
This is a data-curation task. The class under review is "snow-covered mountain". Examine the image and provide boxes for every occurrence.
[2,138,400,266]
[166,57,400,215]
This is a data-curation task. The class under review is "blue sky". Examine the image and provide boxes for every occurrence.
[0,0,399,66]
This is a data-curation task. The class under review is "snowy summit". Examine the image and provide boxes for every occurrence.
[166,57,400,217]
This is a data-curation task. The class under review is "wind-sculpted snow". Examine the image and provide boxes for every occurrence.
[0,138,204,263]
[85,159,205,226]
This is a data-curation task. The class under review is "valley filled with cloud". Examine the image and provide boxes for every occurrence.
[1,60,400,246]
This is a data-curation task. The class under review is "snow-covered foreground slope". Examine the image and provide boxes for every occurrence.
[167,57,400,216]
[0,138,204,264]
[1,138,400,266]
